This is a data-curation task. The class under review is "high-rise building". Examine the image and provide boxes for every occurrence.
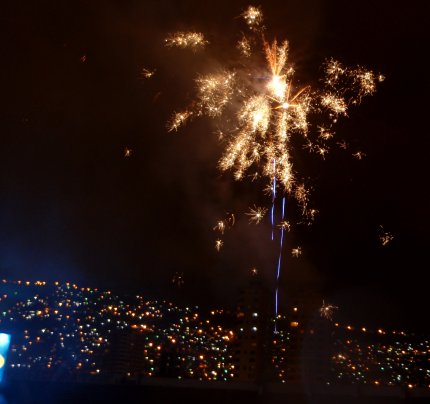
[284,285,333,387]
[232,270,270,383]
[103,329,149,382]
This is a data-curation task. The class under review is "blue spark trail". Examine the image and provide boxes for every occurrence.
[271,159,276,240]
[274,196,286,332]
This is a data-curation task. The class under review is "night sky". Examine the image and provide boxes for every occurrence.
[1,1,429,332]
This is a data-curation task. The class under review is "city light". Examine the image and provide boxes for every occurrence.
[0,333,11,383]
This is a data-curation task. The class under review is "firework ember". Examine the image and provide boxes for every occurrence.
[379,225,394,246]
[291,247,302,258]
[141,67,156,79]
[172,272,185,287]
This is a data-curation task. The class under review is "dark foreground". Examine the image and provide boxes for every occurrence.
[1,379,430,404]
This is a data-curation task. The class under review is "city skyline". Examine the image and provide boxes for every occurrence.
[1,277,430,390]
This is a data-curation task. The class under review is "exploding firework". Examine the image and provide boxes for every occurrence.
[123,147,133,158]
[320,300,338,320]
[166,5,381,325]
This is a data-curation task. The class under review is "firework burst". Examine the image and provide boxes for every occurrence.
[166,5,381,325]
[168,8,381,222]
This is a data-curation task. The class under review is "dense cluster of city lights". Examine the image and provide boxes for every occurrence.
[0,279,428,389]
[0,280,234,381]
[331,324,430,388]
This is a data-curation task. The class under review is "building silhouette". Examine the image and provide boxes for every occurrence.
[231,276,334,387]
[284,285,334,387]
[232,270,271,383]
[103,329,150,383]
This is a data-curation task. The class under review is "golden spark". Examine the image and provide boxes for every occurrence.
[320,300,338,320]
[291,247,302,257]
[246,205,267,224]
[214,220,226,234]
[278,220,291,231]
[237,36,252,57]
[141,68,156,79]
[353,150,366,160]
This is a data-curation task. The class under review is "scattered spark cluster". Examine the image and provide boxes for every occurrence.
[212,213,235,251]
[241,5,264,32]
[165,32,209,51]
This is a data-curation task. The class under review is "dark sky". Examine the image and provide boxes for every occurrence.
[1,1,429,331]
